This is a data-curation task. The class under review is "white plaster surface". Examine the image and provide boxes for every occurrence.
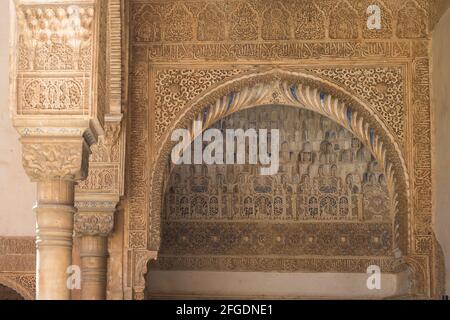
[147,270,410,299]
[0,0,36,236]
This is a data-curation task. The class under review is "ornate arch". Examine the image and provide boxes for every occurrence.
[0,275,35,300]
[146,69,411,258]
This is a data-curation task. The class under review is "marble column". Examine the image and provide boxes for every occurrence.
[80,235,108,300]
[35,180,75,300]
[75,202,115,300]
[22,138,91,300]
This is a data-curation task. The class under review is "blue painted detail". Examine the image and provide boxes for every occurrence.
[202,107,209,124]
[370,128,375,146]
[320,92,326,104]
[290,85,299,101]
[347,107,353,126]
[227,92,235,112]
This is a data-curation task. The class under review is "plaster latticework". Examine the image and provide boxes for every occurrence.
[0,238,36,300]
[308,67,406,142]
[154,69,244,140]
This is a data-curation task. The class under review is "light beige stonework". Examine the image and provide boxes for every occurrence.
[0,0,450,300]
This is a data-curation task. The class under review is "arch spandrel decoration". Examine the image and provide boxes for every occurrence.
[0,275,35,301]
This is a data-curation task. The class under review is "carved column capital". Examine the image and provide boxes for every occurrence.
[74,201,117,237]
[74,212,114,237]
[21,137,91,182]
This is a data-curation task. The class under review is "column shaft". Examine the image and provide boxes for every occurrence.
[35,180,75,300]
[80,236,108,300]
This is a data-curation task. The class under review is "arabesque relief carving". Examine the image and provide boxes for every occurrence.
[397,1,428,39]
[309,67,405,142]
[151,255,406,274]
[13,0,108,129]
[131,0,431,44]
[77,122,122,194]
[0,274,35,300]
[74,212,114,237]
[153,66,406,145]
[198,3,226,41]
[164,107,393,224]
[154,69,244,139]
[0,238,36,300]
[161,221,393,257]
[10,0,111,300]
[16,6,94,71]
[329,1,359,40]
[361,0,393,39]
[126,0,445,299]
[145,74,406,258]
[18,78,86,114]
[128,0,438,63]
[15,4,97,117]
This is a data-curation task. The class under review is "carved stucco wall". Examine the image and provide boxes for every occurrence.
[0,237,36,300]
[126,0,445,299]
[0,0,36,237]
[432,6,450,295]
